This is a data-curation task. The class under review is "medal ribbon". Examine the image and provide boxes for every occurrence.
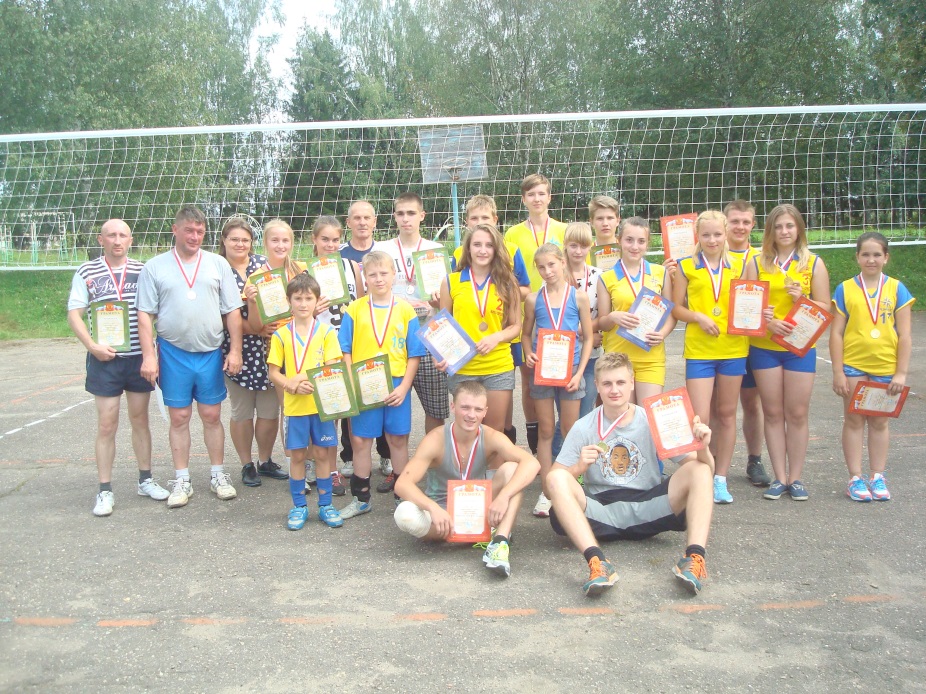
[450,424,479,481]
[855,273,885,327]
[369,297,396,349]
[290,318,318,374]
[541,284,570,331]
[700,252,724,305]
[528,218,549,248]
[172,248,202,292]
[620,259,645,299]
[775,250,795,273]
[396,238,422,285]
[103,257,127,301]
[471,273,492,321]
[597,406,633,441]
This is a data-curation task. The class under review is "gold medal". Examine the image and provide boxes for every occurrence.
[478,321,488,332]
[870,328,880,339]
[712,307,722,317]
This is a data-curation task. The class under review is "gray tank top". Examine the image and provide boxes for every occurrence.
[425,425,489,506]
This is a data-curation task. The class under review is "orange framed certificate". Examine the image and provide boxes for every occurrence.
[446,479,492,543]
[771,297,833,357]
[727,279,769,337]
[534,329,576,386]
[642,387,703,459]
[660,213,697,261]
[850,381,909,418]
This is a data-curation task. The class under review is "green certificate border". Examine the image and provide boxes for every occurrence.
[412,248,451,300]
[307,253,350,306]
[89,300,131,352]
[352,356,394,412]
[247,267,291,324]
[307,361,359,422]
[590,244,621,270]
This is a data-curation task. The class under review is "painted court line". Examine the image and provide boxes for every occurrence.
[759,600,825,610]
[97,618,158,627]
[472,608,537,618]
[0,399,92,441]
[394,612,447,622]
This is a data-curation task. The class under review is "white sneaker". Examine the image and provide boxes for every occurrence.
[305,459,317,484]
[167,478,193,508]
[339,496,372,519]
[210,471,238,500]
[138,477,170,501]
[379,457,393,476]
[533,492,552,518]
[341,459,354,477]
[93,491,114,517]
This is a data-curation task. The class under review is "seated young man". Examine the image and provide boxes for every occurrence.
[546,352,715,596]
[393,381,541,578]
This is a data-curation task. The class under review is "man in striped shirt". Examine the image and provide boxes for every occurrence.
[68,219,169,516]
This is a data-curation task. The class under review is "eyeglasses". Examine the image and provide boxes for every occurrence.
[226,237,251,245]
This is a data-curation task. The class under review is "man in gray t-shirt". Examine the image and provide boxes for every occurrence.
[136,205,244,509]
[546,353,715,597]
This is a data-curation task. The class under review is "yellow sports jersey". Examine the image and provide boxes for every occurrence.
[600,261,668,366]
[750,254,819,352]
[678,255,749,360]
[504,218,567,291]
[449,270,514,375]
[729,246,759,272]
[267,320,342,416]
[339,296,424,376]
[834,275,915,376]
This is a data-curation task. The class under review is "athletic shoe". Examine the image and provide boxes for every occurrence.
[287,505,309,530]
[847,476,873,502]
[341,459,354,477]
[764,480,787,500]
[339,496,372,519]
[241,462,261,487]
[137,478,170,500]
[93,491,114,517]
[713,477,733,504]
[318,504,344,528]
[482,541,511,577]
[377,472,396,493]
[379,457,393,476]
[673,554,707,595]
[258,458,288,480]
[583,557,618,596]
[167,478,193,508]
[210,472,238,501]
[746,459,772,486]
[305,459,316,485]
[868,474,891,501]
[788,480,808,501]
[331,471,347,496]
[532,492,552,518]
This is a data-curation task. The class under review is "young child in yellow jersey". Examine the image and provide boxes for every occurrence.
[743,204,830,501]
[338,251,426,513]
[672,211,749,505]
[267,273,345,530]
[830,232,914,502]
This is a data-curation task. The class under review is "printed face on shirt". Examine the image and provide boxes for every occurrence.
[609,445,631,476]
[394,200,425,234]
[98,220,133,261]
[726,209,755,247]
[172,220,206,257]
[347,202,376,245]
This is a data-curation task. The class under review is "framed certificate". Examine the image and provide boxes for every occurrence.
[306,361,359,422]
[616,287,674,352]
[307,253,350,306]
[660,213,698,261]
[590,244,620,271]
[771,296,833,357]
[351,356,393,412]
[90,301,131,352]
[850,381,909,418]
[642,387,703,459]
[727,279,769,337]
[446,479,492,543]
[412,248,451,300]
[248,267,291,324]
[534,329,576,386]
[416,309,477,376]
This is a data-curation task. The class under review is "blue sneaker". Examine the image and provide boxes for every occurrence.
[673,554,707,595]
[287,505,309,530]
[764,480,787,500]
[868,474,891,501]
[847,476,872,502]
[713,477,733,504]
[318,504,344,528]
[788,480,808,501]
[582,557,618,596]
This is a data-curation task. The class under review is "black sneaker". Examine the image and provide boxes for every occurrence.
[746,459,772,487]
[376,472,396,493]
[241,462,262,487]
[331,471,347,496]
[258,459,289,480]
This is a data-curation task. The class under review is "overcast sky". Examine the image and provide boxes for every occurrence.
[259,0,333,97]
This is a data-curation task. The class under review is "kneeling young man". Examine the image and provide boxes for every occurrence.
[394,381,541,577]
[546,352,714,596]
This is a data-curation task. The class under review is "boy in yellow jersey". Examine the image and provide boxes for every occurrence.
[338,251,425,514]
[504,174,568,455]
[267,274,345,530]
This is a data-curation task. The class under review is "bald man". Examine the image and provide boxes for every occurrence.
[68,219,169,516]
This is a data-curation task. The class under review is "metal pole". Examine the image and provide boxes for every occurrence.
[451,180,461,248]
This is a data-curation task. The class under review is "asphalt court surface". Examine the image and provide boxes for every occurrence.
[1,319,925,692]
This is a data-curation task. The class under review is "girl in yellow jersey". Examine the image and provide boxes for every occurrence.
[830,232,914,502]
[438,224,522,433]
[597,217,676,402]
[672,211,749,505]
[743,205,830,501]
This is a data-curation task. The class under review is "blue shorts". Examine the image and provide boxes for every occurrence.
[749,346,816,374]
[285,414,337,450]
[843,365,892,384]
[85,353,154,397]
[686,357,747,380]
[742,361,757,389]
[351,377,412,438]
[157,338,226,408]
[510,343,523,367]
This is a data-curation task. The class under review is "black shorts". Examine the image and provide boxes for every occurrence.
[85,353,154,397]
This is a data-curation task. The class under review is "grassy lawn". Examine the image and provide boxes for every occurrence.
[2,245,924,341]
